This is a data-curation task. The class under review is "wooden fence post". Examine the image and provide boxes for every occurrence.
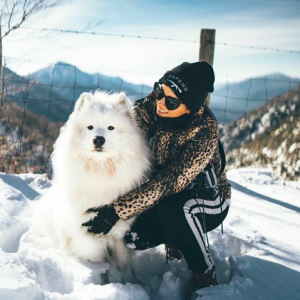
[199,29,215,107]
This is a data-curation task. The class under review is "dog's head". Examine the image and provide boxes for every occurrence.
[67,91,136,161]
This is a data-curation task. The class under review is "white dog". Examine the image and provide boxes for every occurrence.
[29,91,152,273]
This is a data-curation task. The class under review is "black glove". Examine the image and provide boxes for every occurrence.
[82,204,120,235]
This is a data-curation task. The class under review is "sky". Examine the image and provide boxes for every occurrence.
[1,0,300,86]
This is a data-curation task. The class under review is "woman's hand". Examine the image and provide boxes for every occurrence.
[82,204,120,235]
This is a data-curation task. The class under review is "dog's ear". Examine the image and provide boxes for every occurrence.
[113,93,134,120]
[74,93,93,112]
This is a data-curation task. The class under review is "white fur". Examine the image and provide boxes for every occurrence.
[29,91,152,271]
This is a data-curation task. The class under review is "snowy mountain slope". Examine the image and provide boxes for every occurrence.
[0,168,299,300]
[221,84,300,181]
[0,102,62,174]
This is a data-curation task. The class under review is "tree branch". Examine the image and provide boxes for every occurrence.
[7,0,20,31]
[1,0,67,39]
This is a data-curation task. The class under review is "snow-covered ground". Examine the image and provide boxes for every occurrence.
[0,168,299,300]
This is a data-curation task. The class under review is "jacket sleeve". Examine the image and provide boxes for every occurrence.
[113,118,219,220]
[218,172,232,199]
[132,94,156,141]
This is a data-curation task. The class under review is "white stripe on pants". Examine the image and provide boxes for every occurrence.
[183,196,231,273]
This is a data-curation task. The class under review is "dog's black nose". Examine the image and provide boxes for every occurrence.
[93,136,105,147]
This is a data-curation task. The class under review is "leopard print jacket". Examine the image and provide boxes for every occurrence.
[113,94,232,221]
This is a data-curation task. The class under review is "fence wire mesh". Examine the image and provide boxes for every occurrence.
[0,56,299,179]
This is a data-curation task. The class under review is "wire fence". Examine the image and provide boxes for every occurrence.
[0,55,299,180]
[9,25,300,54]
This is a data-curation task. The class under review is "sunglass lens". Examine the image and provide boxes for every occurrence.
[154,83,164,100]
[166,97,181,110]
[154,82,181,110]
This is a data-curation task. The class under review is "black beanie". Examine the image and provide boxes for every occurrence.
[158,61,215,113]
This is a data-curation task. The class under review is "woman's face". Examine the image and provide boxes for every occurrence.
[155,84,190,118]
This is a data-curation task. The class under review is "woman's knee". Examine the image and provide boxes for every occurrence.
[156,193,193,243]
[156,195,184,223]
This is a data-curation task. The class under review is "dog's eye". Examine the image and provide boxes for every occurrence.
[108,126,114,130]
[87,125,94,130]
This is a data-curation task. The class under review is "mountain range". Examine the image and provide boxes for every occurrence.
[210,73,299,123]
[2,63,299,124]
[1,64,299,179]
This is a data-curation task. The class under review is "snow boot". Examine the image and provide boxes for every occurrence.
[191,266,217,291]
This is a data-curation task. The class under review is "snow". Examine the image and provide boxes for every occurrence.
[0,168,300,300]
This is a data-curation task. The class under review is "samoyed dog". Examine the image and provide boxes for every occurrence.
[28,91,151,273]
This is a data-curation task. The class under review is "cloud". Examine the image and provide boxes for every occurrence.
[2,0,300,86]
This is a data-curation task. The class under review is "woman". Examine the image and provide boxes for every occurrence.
[82,61,232,290]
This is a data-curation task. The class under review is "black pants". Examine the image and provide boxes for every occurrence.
[124,190,230,273]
